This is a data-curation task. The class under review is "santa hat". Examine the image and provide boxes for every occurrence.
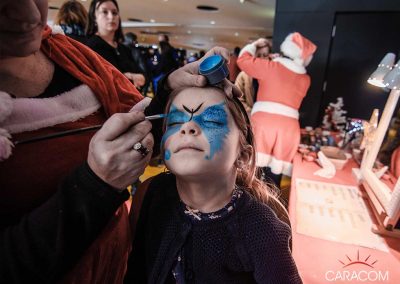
[280,32,317,66]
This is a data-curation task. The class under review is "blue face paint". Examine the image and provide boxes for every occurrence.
[192,103,229,160]
[161,105,190,160]
[164,149,171,160]
[161,102,230,160]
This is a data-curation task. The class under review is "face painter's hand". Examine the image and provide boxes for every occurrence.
[166,46,242,98]
[87,111,154,190]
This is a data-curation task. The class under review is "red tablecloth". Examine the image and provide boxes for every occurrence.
[289,154,400,283]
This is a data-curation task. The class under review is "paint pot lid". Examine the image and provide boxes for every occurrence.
[199,55,225,75]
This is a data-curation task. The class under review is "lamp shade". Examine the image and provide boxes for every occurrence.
[383,59,400,89]
[367,53,396,87]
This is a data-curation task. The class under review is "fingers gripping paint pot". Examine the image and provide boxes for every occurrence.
[199,55,229,85]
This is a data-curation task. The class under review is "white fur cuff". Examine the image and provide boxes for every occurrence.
[239,44,257,57]
[0,92,13,123]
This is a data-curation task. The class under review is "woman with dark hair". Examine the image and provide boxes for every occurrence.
[86,0,146,88]
[55,0,88,43]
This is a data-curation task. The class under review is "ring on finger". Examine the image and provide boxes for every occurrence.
[133,142,150,157]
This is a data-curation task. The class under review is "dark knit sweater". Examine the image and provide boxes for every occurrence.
[125,173,302,284]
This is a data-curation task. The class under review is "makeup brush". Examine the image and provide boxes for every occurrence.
[14,114,167,145]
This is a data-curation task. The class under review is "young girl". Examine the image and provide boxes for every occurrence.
[125,86,302,283]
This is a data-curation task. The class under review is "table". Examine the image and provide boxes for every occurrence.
[289,154,400,283]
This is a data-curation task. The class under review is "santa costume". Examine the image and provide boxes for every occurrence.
[237,32,317,180]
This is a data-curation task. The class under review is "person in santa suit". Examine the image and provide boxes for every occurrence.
[237,32,317,188]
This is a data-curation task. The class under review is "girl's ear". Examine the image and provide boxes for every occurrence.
[236,144,253,168]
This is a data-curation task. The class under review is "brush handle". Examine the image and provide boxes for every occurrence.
[14,114,166,145]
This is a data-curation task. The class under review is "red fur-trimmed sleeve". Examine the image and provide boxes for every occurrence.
[237,47,276,80]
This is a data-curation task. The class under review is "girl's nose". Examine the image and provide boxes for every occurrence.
[180,121,200,136]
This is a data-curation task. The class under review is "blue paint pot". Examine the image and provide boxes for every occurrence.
[199,55,229,85]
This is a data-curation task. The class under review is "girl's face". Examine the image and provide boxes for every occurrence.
[162,87,240,179]
[95,1,119,35]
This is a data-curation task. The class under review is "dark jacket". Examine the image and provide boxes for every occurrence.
[86,35,144,76]
[0,163,129,283]
[125,173,302,284]
[154,41,179,76]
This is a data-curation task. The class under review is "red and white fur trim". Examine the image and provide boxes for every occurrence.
[51,24,65,35]
[0,85,101,161]
[239,43,257,57]
[251,101,299,119]
[240,42,306,74]
[1,85,100,134]
[280,34,302,62]
[273,57,306,74]
[0,92,14,161]
[256,153,293,176]
[280,33,313,68]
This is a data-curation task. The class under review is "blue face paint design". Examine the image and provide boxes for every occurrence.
[161,102,229,160]
[164,149,171,160]
[192,103,229,160]
[161,105,190,160]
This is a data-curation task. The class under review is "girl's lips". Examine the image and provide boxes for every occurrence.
[174,144,204,153]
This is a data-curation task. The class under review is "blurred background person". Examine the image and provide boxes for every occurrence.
[123,32,150,95]
[86,0,145,88]
[186,52,199,64]
[55,0,88,44]
[123,32,148,81]
[235,40,271,114]
[228,46,241,83]
[152,34,179,93]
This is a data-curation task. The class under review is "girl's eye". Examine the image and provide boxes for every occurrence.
[204,120,223,126]
[112,11,119,16]
[167,122,183,127]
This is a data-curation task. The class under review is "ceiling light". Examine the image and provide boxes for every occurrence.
[240,0,245,3]
[150,19,156,23]
[187,30,192,34]
[210,21,216,25]
[234,32,239,37]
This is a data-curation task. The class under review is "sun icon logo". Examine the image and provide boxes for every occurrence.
[338,250,378,268]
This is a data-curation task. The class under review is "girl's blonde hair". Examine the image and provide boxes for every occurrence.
[163,87,289,225]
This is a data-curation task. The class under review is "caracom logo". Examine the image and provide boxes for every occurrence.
[325,250,389,282]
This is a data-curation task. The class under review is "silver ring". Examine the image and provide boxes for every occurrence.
[133,142,150,157]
